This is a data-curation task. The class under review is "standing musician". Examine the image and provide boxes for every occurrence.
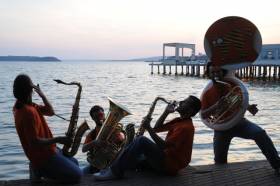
[93,95,201,180]
[201,63,280,175]
[13,74,82,183]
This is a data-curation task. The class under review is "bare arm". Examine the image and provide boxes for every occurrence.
[154,103,175,129]
[32,136,71,147]
[33,84,54,116]
[146,125,166,149]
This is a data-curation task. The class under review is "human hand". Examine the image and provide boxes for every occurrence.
[56,136,72,146]
[141,116,152,129]
[165,103,176,114]
[32,84,45,98]
[247,104,258,116]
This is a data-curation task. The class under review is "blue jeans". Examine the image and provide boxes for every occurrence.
[214,118,280,169]
[111,136,165,177]
[35,148,83,183]
[83,165,99,174]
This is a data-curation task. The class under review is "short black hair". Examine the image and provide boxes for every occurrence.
[13,74,33,108]
[188,95,201,117]
[89,105,104,118]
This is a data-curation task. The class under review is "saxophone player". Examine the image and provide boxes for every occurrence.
[13,74,82,183]
[201,63,280,175]
[94,95,201,180]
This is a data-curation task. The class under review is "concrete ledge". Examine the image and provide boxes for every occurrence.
[1,160,280,186]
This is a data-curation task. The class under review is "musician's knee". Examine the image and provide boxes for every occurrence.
[135,136,149,144]
[253,129,267,141]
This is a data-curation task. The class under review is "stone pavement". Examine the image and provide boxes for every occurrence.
[1,160,279,186]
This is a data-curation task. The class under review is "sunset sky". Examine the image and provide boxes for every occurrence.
[0,0,279,60]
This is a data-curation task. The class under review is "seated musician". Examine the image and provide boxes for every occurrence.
[13,74,82,183]
[82,105,132,174]
[82,105,106,174]
[93,95,201,180]
[201,63,280,175]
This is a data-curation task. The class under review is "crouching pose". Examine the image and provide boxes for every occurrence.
[94,95,201,180]
[13,74,82,183]
[201,64,280,175]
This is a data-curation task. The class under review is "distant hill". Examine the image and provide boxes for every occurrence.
[0,56,61,62]
[129,56,162,62]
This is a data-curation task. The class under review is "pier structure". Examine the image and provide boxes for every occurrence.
[150,43,280,81]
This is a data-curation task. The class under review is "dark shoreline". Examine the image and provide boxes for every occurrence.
[0,56,61,62]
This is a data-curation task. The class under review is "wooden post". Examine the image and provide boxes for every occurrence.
[163,64,166,75]
[268,66,272,80]
[181,65,184,75]
[263,66,266,81]
[257,66,261,80]
[273,65,277,81]
[175,64,178,76]
[151,63,154,74]
[191,65,195,76]
[186,65,189,76]
[157,65,160,74]
[169,65,172,75]
[278,66,280,80]
[203,65,207,77]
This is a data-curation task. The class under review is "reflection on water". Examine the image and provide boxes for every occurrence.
[0,61,280,180]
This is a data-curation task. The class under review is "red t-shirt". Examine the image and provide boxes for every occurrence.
[154,118,194,175]
[13,102,56,169]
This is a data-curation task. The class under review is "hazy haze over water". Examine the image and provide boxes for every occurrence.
[0,61,280,180]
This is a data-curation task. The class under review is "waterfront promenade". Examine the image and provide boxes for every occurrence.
[1,160,279,186]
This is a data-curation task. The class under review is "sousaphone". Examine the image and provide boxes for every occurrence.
[200,16,262,131]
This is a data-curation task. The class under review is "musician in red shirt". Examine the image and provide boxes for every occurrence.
[82,105,105,174]
[201,63,280,175]
[94,95,201,180]
[13,74,82,183]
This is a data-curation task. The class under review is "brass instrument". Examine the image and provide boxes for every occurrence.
[207,85,243,125]
[200,77,249,131]
[136,96,177,136]
[87,97,131,169]
[54,79,90,157]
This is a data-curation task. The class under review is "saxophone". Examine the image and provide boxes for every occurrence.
[54,79,90,157]
[136,97,177,136]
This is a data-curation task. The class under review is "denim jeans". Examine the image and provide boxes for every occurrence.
[111,136,165,177]
[214,118,280,169]
[83,165,99,174]
[35,148,83,183]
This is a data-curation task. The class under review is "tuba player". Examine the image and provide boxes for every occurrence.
[201,63,280,175]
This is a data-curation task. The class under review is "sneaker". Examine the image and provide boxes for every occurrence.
[93,167,118,181]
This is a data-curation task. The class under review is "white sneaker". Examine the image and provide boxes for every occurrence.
[93,167,118,181]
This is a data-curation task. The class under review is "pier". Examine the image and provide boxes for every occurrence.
[150,62,280,81]
[149,43,280,81]
[1,160,279,185]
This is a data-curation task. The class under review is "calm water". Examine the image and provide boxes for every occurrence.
[1,61,280,180]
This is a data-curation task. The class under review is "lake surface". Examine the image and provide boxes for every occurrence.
[1,61,280,180]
